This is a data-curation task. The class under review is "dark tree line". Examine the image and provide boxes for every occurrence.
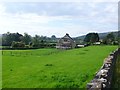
[1,31,118,49]
[102,32,118,45]
[84,32,118,45]
[2,32,57,48]
[2,32,23,46]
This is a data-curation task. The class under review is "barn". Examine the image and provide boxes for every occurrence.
[56,33,76,49]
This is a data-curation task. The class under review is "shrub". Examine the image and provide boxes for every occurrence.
[11,41,25,48]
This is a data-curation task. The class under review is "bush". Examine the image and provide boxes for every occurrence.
[25,45,30,48]
[32,43,56,48]
[11,41,25,48]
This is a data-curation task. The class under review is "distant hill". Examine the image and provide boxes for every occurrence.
[98,31,118,39]
[76,31,118,40]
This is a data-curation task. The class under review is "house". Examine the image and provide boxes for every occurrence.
[56,33,76,49]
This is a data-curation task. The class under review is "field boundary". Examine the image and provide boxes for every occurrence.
[86,48,120,89]
[0,47,40,50]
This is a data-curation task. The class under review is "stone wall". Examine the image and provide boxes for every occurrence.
[86,48,120,90]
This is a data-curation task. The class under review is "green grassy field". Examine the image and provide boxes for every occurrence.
[2,45,117,88]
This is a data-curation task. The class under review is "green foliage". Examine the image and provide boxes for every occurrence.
[25,45,30,48]
[0,37,2,46]
[32,35,40,47]
[22,33,32,45]
[32,35,56,48]
[51,35,57,42]
[2,32,57,48]
[103,32,116,45]
[2,46,117,88]
[106,32,115,41]
[11,41,25,48]
[84,33,99,44]
[2,32,23,46]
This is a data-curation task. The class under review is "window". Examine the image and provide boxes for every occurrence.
[64,39,68,42]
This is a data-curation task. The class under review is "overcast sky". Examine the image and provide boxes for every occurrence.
[0,0,118,37]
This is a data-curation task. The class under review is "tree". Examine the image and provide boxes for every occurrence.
[51,35,56,39]
[32,35,40,47]
[84,33,99,44]
[32,35,48,48]
[2,32,23,46]
[22,33,32,45]
[11,41,25,48]
[103,32,115,45]
[106,32,115,41]
[51,35,57,42]
[0,35,2,46]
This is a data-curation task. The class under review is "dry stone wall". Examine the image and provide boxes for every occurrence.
[86,48,120,90]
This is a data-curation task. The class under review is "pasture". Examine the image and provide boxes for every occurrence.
[2,45,117,88]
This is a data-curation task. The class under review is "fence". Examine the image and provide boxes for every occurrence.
[2,50,61,57]
[0,47,39,50]
[86,48,120,90]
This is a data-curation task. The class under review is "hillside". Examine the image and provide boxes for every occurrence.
[98,31,118,39]
[76,31,118,40]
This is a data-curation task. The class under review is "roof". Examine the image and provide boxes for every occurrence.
[61,33,74,41]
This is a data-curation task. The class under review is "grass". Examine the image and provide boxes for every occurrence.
[2,45,117,88]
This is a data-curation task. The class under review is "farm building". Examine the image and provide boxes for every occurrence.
[56,33,76,49]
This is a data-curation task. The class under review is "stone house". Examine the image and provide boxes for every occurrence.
[56,33,76,49]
